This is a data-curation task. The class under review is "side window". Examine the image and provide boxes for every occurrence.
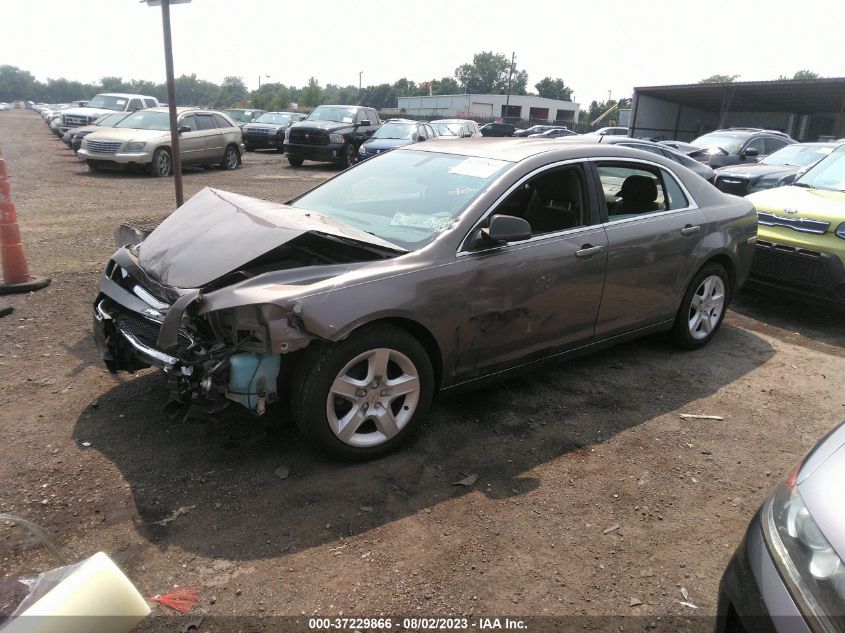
[620,142,664,157]
[744,137,766,155]
[129,99,143,111]
[661,169,689,210]
[425,124,435,138]
[596,164,668,221]
[493,165,589,236]
[369,110,379,125]
[213,114,232,128]
[143,98,157,108]
[766,137,788,154]
[180,115,199,132]
[197,115,217,130]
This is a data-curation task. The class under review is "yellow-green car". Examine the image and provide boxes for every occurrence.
[746,144,845,301]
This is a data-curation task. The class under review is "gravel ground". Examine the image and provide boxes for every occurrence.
[1,109,844,631]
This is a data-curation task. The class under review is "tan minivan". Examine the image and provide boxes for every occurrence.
[78,107,244,176]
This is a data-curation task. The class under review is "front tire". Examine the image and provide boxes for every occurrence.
[291,326,434,460]
[150,148,172,177]
[671,263,730,349]
[287,156,303,167]
[220,144,240,170]
[341,144,359,169]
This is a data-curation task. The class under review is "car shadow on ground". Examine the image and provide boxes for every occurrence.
[73,324,774,561]
[731,284,845,351]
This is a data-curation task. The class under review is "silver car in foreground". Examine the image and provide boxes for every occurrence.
[718,420,845,632]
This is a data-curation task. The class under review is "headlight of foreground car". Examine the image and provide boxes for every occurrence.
[125,142,147,151]
[358,145,368,155]
[80,139,89,149]
[835,222,845,240]
[763,473,845,627]
[329,133,345,144]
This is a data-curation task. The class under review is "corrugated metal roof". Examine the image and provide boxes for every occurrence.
[634,78,845,113]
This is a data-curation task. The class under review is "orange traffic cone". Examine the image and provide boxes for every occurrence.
[0,157,51,295]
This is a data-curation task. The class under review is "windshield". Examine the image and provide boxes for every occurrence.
[761,144,835,167]
[290,150,511,250]
[116,111,170,130]
[306,106,358,123]
[690,133,745,154]
[373,123,416,140]
[86,95,130,111]
[795,146,845,191]
[432,123,460,136]
[254,113,291,125]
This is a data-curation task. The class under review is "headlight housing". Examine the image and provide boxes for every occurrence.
[329,133,345,144]
[81,139,89,149]
[125,142,147,151]
[763,473,845,627]
[835,222,845,240]
[284,129,291,142]
[358,145,368,155]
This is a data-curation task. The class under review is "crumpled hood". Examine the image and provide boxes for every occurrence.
[137,187,403,289]
[747,185,845,225]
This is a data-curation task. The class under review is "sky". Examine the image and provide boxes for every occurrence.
[2,0,844,105]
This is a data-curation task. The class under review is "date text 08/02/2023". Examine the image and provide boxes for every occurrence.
[308,617,528,630]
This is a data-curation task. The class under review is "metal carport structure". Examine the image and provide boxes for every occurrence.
[630,78,845,142]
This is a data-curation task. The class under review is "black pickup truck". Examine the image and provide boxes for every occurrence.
[284,105,381,168]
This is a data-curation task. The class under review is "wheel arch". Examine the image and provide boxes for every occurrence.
[700,251,737,296]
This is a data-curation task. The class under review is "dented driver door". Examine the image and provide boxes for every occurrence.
[449,225,608,380]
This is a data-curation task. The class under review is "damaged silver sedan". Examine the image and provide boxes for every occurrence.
[94,140,757,459]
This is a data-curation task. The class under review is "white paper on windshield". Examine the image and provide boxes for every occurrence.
[342,117,353,123]
[115,99,126,105]
[448,157,508,179]
[819,147,834,155]
[390,212,453,232]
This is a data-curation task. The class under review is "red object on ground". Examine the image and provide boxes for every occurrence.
[149,587,201,614]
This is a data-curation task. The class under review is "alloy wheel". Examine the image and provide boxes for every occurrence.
[325,347,420,448]
[688,275,725,340]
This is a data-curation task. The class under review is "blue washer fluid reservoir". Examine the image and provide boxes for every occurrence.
[227,353,281,414]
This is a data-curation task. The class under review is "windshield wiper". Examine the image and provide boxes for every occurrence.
[792,182,814,188]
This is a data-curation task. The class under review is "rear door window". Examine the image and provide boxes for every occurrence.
[596,164,670,221]
[213,114,233,129]
[765,137,788,154]
[197,115,217,130]
[128,99,143,111]
[143,98,157,108]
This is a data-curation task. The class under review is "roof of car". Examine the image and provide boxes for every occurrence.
[98,93,157,99]
[400,137,679,163]
[145,106,220,114]
[431,119,475,124]
[704,127,792,138]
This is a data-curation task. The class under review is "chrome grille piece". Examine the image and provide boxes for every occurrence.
[86,140,122,155]
[757,212,830,235]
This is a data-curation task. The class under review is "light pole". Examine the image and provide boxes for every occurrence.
[143,0,190,208]
[258,74,270,89]
[359,71,363,99]
[504,51,516,121]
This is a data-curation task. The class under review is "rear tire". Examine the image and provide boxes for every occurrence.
[220,144,240,170]
[670,263,731,349]
[287,157,303,167]
[150,148,172,177]
[291,326,434,461]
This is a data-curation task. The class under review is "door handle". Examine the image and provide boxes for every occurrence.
[575,244,604,258]
[681,224,701,236]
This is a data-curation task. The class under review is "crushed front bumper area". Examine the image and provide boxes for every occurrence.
[92,249,298,417]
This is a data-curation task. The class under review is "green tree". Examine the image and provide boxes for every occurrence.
[455,51,529,95]
[0,65,37,101]
[359,83,397,109]
[791,69,821,80]
[393,77,417,97]
[99,76,130,92]
[699,74,740,84]
[534,77,573,101]
[215,76,248,108]
[300,77,322,108]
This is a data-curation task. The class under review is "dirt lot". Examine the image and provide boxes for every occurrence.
[1,109,844,631]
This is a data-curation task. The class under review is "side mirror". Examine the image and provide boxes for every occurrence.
[418,135,426,142]
[742,147,760,158]
[178,125,191,134]
[475,215,532,247]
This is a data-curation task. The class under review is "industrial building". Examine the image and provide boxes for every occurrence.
[396,93,580,124]
[630,77,845,141]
